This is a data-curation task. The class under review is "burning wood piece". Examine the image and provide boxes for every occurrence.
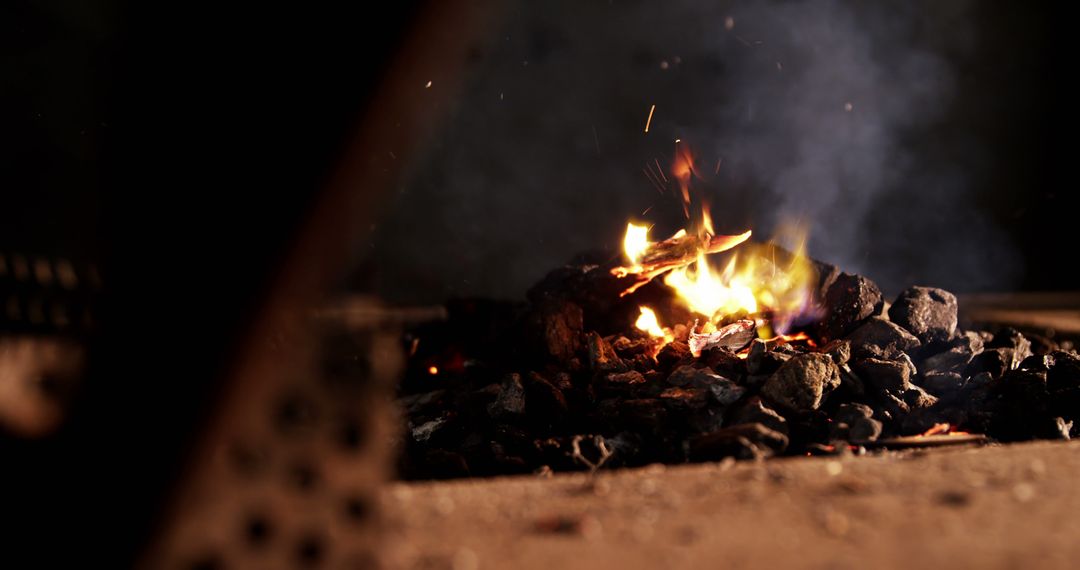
[687,319,756,357]
[610,230,752,278]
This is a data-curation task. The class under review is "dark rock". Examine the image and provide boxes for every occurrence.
[398,389,448,417]
[888,287,958,344]
[601,370,647,388]
[727,396,789,435]
[834,403,874,425]
[849,417,883,441]
[656,341,691,370]
[747,339,792,375]
[987,327,1033,358]
[964,348,1015,379]
[920,372,965,397]
[1048,351,1080,392]
[659,387,710,411]
[818,273,885,341]
[821,339,852,366]
[846,317,920,357]
[761,353,842,412]
[837,365,865,396]
[525,372,569,421]
[527,299,584,363]
[701,347,747,377]
[409,415,452,444]
[851,356,914,393]
[667,365,727,388]
[989,369,1051,441]
[1025,332,1058,356]
[922,348,976,375]
[687,423,789,461]
[904,385,939,410]
[707,377,746,407]
[617,399,668,432]
[952,331,986,353]
[611,336,650,358]
[1019,354,1054,373]
[586,332,627,372]
[487,374,526,420]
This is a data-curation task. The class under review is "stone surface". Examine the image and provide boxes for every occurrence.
[818,273,884,341]
[761,353,842,412]
[888,287,958,344]
[386,441,1080,570]
[846,317,921,357]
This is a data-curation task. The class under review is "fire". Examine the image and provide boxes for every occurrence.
[615,140,817,335]
[622,222,652,270]
[635,306,674,354]
[919,423,971,437]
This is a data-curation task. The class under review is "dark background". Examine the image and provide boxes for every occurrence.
[0,0,1075,565]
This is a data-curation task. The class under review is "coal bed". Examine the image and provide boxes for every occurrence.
[396,244,1079,480]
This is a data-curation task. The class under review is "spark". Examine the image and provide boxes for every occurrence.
[642,167,665,194]
[592,126,601,154]
[425,80,433,88]
[644,104,656,133]
[428,366,438,375]
[715,157,723,175]
[654,158,668,182]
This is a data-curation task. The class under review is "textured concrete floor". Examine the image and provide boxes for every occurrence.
[381,440,1080,569]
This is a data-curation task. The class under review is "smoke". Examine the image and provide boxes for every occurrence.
[368,0,1021,303]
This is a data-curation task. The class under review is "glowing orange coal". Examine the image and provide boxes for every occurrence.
[918,423,972,437]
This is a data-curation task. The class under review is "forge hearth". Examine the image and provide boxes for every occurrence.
[397,236,1080,480]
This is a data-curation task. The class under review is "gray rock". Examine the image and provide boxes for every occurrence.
[761,353,842,412]
[851,356,915,392]
[818,273,885,341]
[487,373,526,419]
[846,316,921,357]
[888,287,958,344]
[727,396,789,435]
[849,417,884,441]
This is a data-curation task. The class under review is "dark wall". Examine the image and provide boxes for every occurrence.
[367,0,1077,302]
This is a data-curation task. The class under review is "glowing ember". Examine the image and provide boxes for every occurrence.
[428,366,438,375]
[644,104,656,133]
[919,423,971,437]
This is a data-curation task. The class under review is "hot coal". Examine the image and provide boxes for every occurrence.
[396,259,1080,480]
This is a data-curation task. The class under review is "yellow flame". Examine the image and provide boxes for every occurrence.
[635,306,666,338]
[663,224,817,332]
[635,306,675,355]
[664,253,758,321]
[623,222,652,268]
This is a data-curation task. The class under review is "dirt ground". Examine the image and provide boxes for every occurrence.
[380,440,1080,569]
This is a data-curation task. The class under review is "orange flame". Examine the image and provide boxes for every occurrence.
[635,306,674,356]
[919,423,971,437]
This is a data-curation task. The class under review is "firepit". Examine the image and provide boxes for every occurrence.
[397,159,1078,480]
